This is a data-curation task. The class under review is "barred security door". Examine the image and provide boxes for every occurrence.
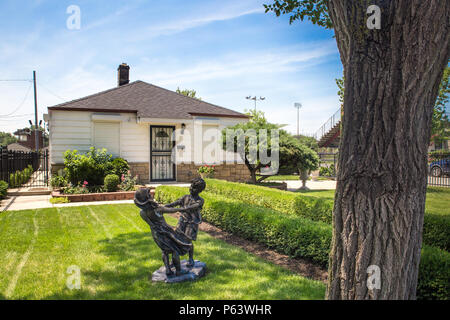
[150,126,176,181]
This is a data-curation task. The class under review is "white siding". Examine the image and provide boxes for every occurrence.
[49,110,150,164]
[93,122,120,156]
[49,110,247,166]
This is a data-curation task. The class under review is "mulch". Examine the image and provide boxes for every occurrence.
[169,213,328,283]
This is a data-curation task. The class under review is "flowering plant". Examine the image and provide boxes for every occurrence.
[120,170,138,191]
[197,165,215,177]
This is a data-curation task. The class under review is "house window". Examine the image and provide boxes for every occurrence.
[93,122,120,156]
[18,135,27,142]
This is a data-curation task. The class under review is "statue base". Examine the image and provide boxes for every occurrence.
[151,260,207,283]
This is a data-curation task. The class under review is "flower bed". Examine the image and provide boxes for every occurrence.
[51,189,153,202]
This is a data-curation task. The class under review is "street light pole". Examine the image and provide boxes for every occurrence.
[33,71,39,151]
[246,96,265,111]
[294,102,302,136]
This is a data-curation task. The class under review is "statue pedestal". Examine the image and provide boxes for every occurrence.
[151,260,207,283]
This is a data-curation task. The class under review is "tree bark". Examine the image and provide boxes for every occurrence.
[326,0,450,299]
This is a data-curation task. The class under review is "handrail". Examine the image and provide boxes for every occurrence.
[314,108,341,141]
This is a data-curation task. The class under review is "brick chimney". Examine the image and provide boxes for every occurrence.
[117,63,130,86]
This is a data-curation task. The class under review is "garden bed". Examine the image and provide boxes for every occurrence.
[51,189,152,202]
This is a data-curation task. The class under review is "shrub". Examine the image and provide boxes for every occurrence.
[64,147,114,186]
[50,175,68,189]
[204,178,333,223]
[49,197,69,204]
[109,157,130,177]
[104,174,120,192]
[155,185,449,300]
[0,180,8,199]
[422,214,450,251]
[204,179,449,250]
[417,245,450,300]
[155,186,332,266]
[7,165,33,188]
[120,171,138,191]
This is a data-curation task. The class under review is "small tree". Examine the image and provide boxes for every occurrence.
[280,134,319,189]
[222,110,281,183]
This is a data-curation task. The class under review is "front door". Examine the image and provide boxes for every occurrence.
[150,126,176,181]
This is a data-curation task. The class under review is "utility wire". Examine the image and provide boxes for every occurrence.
[0,79,32,82]
[0,82,33,117]
[37,82,66,101]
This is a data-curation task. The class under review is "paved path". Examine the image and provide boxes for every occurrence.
[272,179,337,191]
[0,195,135,212]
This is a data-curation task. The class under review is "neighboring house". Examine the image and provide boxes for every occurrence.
[13,128,44,151]
[6,143,32,152]
[45,64,251,183]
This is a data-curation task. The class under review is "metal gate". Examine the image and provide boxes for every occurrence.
[0,147,49,187]
[150,126,176,181]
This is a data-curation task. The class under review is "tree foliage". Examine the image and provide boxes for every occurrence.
[0,132,17,147]
[222,109,282,183]
[176,87,201,100]
[431,64,449,144]
[264,0,332,28]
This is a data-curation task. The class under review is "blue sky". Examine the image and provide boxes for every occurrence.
[0,0,342,135]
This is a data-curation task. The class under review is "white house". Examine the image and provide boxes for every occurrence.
[45,64,250,183]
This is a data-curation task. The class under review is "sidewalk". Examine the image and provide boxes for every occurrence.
[0,195,135,212]
[272,179,337,191]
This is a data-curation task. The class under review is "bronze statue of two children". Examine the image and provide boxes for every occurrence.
[134,178,206,278]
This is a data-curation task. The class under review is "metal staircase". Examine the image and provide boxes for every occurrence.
[314,108,341,148]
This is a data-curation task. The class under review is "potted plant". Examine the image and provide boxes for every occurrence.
[197,165,215,179]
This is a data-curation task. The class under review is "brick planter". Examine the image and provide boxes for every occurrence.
[51,189,154,203]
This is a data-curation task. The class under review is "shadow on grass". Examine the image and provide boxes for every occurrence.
[43,231,325,300]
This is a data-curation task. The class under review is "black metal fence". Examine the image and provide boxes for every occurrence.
[0,146,49,187]
[428,158,450,187]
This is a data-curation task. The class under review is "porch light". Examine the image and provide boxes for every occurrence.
[181,123,186,135]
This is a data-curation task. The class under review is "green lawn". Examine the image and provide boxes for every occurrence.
[297,187,450,216]
[0,204,325,300]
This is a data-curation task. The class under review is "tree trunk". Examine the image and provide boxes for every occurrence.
[326,0,450,299]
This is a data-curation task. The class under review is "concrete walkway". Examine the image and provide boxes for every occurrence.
[0,194,135,212]
[272,179,337,191]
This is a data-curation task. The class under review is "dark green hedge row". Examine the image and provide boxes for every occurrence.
[155,186,449,300]
[155,186,332,266]
[204,179,450,251]
[0,180,8,200]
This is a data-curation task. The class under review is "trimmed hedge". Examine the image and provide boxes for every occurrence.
[0,180,8,200]
[204,179,450,251]
[423,214,450,252]
[155,185,450,300]
[204,178,334,224]
[155,186,332,267]
[104,174,120,192]
[418,245,450,300]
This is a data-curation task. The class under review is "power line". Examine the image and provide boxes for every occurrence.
[0,82,33,117]
[37,82,66,101]
[0,79,32,82]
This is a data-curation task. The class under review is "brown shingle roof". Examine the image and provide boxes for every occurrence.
[47,81,248,119]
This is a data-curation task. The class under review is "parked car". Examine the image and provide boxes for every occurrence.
[429,158,450,177]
